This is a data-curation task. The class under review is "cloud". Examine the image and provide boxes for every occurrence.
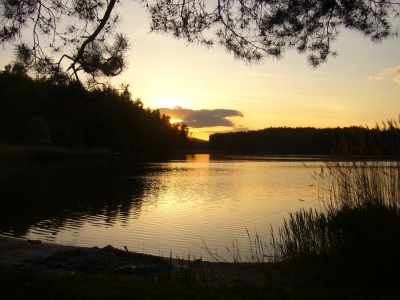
[369,65,400,83]
[159,107,244,128]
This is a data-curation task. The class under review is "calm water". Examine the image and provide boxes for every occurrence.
[0,154,325,261]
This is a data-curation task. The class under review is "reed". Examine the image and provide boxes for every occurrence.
[272,118,400,288]
[202,118,400,290]
[173,254,210,287]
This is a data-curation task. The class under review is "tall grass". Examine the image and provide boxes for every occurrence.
[273,118,400,288]
[201,119,400,290]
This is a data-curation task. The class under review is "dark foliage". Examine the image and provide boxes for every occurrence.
[277,204,400,289]
[209,126,400,156]
[0,66,189,154]
[1,1,399,85]
[0,0,129,84]
[149,0,399,66]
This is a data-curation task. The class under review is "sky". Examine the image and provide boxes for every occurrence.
[1,2,400,140]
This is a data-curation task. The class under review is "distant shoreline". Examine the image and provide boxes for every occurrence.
[0,145,394,164]
[168,149,226,154]
[0,145,111,163]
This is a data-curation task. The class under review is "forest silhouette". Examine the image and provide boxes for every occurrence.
[210,125,400,156]
[0,66,189,155]
[2,65,399,157]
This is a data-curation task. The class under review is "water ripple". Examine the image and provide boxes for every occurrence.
[0,156,322,261]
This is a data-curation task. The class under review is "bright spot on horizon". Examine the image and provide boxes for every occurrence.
[152,96,187,109]
[170,119,183,124]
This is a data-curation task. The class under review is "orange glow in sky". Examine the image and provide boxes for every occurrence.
[1,2,399,141]
[170,119,183,124]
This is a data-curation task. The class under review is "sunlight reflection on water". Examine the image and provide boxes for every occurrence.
[0,154,324,261]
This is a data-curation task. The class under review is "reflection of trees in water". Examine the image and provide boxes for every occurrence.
[138,163,187,202]
[0,161,153,237]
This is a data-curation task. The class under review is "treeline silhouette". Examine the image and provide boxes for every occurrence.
[0,66,188,155]
[209,126,400,156]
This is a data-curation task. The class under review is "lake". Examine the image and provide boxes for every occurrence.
[0,154,326,261]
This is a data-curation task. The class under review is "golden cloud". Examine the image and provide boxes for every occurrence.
[159,108,244,128]
[369,65,400,83]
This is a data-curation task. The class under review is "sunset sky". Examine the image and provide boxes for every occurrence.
[1,2,400,140]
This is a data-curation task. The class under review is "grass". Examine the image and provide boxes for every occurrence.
[200,118,400,293]
[0,265,221,300]
[1,265,399,300]
[269,118,400,290]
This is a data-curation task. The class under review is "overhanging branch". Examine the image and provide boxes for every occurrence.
[68,0,118,77]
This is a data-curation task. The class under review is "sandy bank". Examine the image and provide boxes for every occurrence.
[0,236,81,266]
[0,236,270,287]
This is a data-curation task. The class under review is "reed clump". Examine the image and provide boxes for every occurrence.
[273,118,400,289]
[201,118,400,291]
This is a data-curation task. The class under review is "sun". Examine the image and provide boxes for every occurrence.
[170,119,183,124]
[153,96,186,109]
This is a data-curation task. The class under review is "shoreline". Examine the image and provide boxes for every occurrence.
[0,236,82,267]
[0,235,271,287]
